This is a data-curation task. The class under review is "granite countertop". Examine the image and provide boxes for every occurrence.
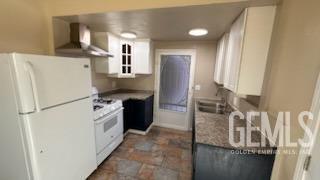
[101,89,154,101]
[194,98,275,154]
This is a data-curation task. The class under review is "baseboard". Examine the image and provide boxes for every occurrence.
[127,123,154,135]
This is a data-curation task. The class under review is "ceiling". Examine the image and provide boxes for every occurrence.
[56,0,277,41]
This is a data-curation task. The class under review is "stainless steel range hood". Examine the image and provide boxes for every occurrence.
[55,23,113,58]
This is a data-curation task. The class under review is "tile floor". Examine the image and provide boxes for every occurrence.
[88,127,193,180]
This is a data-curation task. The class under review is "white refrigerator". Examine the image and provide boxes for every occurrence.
[0,53,97,180]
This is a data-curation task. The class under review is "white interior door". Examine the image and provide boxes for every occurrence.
[294,73,320,180]
[154,49,196,131]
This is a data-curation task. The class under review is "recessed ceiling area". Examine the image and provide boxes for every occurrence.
[55,0,277,41]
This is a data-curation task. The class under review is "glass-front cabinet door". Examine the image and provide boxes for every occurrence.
[120,40,134,76]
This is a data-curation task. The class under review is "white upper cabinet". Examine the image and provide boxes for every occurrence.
[214,33,229,85]
[224,10,246,92]
[92,32,119,74]
[223,6,276,95]
[134,39,153,74]
[92,32,153,78]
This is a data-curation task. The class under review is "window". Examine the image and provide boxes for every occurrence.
[159,55,191,112]
[121,43,132,74]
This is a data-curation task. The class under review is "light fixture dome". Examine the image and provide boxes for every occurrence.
[121,32,137,39]
[188,28,208,36]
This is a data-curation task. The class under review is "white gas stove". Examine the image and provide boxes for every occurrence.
[91,87,124,165]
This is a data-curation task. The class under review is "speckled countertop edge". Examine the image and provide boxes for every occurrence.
[101,89,154,101]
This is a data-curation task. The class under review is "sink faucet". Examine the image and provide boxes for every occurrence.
[215,86,224,96]
[215,86,229,107]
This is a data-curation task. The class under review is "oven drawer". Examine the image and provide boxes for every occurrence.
[96,134,123,165]
[95,108,123,154]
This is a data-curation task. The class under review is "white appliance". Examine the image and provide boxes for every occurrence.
[0,53,97,180]
[92,88,123,165]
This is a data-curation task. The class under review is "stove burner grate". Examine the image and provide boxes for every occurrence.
[93,105,104,111]
[93,98,115,104]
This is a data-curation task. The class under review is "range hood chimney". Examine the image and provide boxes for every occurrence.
[55,23,113,58]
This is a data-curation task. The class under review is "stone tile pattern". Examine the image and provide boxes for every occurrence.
[88,127,192,180]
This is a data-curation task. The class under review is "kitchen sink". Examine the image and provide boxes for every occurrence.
[197,99,226,114]
[198,101,225,108]
[198,106,225,114]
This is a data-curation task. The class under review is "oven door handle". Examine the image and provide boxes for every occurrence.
[94,107,124,124]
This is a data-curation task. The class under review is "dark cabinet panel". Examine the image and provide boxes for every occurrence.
[192,111,275,180]
[144,95,154,129]
[131,95,154,131]
[193,143,275,180]
[122,95,154,133]
[123,100,132,133]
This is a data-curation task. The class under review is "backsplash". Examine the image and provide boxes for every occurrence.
[223,89,262,127]
[227,91,259,113]
[225,90,278,140]
[90,59,118,93]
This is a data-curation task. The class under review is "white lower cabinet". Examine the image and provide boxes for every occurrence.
[222,6,276,95]
[92,32,153,78]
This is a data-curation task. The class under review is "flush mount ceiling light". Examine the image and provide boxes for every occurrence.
[121,32,137,39]
[188,28,208,36]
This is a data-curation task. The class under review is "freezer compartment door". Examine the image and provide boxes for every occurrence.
[11,53,92,113]
[21,98,96,180]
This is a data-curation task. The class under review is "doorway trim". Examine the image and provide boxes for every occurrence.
[293,73,320,180]
[153,49,196,131]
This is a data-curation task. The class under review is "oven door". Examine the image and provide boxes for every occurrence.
[94,107,123,154]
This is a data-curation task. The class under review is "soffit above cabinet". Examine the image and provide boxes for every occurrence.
[54,0,277,41]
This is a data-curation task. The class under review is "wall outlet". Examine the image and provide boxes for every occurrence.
[195,85,201,91]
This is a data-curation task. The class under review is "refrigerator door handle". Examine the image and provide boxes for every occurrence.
[24,61,41,112]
